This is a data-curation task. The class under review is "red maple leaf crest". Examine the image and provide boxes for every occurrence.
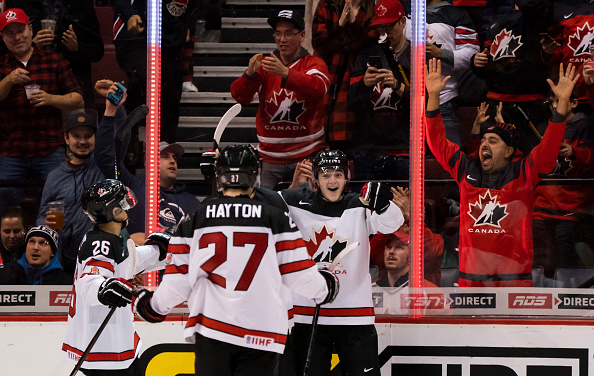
[376,4,387,17]
[567,22,594,56]
[490,28,522,61]
[467,190,509,228]
[304,224,334,257]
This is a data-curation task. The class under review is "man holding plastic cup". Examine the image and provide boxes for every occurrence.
[0,8,83,213]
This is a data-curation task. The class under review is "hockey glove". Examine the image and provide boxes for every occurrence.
[360,182,392,214]
[145,228,173,261]
[133,288,166,323]
[98,278,133,307]
[317,268,339,305]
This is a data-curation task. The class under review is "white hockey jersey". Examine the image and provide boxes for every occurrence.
[149,195,329,354]
[280,187,404,325]
[62,228,164,370]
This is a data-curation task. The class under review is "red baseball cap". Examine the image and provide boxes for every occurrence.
[0,9,29,32]
[370,0,405,27]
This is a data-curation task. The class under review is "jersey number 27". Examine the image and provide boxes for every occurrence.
[199,232,268,291]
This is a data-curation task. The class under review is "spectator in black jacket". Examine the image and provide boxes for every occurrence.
[471,0,554,153]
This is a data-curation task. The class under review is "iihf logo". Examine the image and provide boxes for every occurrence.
[490,28,523,61]
[467,190,508,228]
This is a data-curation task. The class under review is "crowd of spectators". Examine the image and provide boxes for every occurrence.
[1,0,594,288]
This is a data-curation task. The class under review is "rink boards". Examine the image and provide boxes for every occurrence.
[2,285,594,375]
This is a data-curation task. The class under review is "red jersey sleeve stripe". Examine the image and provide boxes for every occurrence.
[279,259,315,274]
[86,259,114,273]
[187,314,287,345]
[165,264,189,275]
[455,39,479,46]
[169,244,190,254]
[276,238,306,252]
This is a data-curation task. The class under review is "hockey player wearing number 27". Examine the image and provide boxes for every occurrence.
[62,179,171,375]
[134,145,339,376]
[280,149,404,376]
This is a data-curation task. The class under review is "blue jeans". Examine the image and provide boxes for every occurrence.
[353,151,409,181]
[440,98,462,148]
[0,147,64,212]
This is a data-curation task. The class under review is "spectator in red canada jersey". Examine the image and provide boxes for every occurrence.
[231,10,329,189]
[533,87,594,277]
[540,0,594,111]
[427,58,579,287]
[0,8,83,213]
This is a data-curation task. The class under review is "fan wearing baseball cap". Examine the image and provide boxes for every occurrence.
[231,9,330,189]
[426,58,580,287]
[371,232,437,288]
[0,8,84,214]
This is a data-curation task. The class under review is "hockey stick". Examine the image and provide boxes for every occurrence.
[512,103,542,141]
[114,104,150,179]
[303,241,360,376]
[69,240,138,375]
[213,103,241,150]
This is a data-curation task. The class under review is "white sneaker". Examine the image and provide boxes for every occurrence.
[182,81,198,92]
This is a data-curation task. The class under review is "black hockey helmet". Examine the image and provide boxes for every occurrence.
[313,150,350,180]
[215,145,260,190]
[82,179,137,223]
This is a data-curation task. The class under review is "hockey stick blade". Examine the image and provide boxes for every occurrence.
[328,241,359,272]
[213,103,241,149]
[116,104,149,142]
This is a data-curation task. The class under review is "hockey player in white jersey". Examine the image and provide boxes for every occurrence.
[133,145,339,376]
[280,149,404,375]
[62,179,171,375]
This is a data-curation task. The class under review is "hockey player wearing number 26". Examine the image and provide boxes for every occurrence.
[133,145,339,376]
[62,179,170,375]
[280,150,404,376]
[425,58,579,287]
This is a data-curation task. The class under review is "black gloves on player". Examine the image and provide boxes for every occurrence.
[360,182,392,214]
[145,229,173,261]
[98,277,133,307]
[317,268,340,305]
[133,288,167,323]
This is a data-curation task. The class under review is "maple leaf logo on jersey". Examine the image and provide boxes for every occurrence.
[265,89,305,124]
[371,84,400,110]
[426,31,442,49]
[490,29,523,61]
[467,190,509,228]
[567,22,594,56]
[304,223,348,265]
